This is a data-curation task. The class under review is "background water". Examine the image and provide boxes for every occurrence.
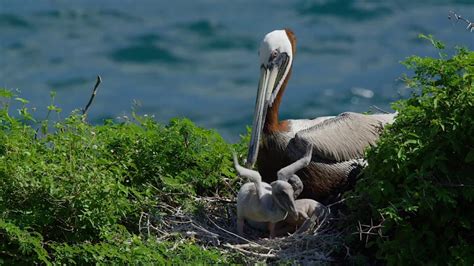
[1,0,473,141]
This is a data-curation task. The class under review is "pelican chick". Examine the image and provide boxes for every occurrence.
[234,144,313,238]
[275,198,328,236]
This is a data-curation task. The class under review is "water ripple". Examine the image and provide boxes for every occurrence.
[110,44,185,64]
[0,14,32,29]
[298,0,392,21]
[179,19,224,37]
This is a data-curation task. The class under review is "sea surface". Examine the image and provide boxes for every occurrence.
[1,0,473,141]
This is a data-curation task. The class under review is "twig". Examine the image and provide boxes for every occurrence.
[228,243,269,249]
[326,196,357,208]
[146,213,151,237]
[223,243,276,258]
[448,11,474,32]
[194,196,236,204]
[205,214,268,249]
[190,222,220,239]
[82,75,102,121]
[139,212,144,232]
[353,215,386,246]
[370,105,390,114]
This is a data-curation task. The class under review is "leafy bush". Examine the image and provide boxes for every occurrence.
[0,219,50,264]
[49,225,232,265]
[348,36,474,265]
[0,90,245,264]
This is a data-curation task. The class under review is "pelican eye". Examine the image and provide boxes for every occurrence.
[270,50,279,61]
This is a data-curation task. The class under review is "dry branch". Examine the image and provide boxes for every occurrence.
[449,11,474,32]
[353,215,386,247]
[82,75,102,121]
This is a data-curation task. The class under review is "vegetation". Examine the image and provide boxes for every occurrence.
[347,35,474,265]
[0,91,245,264]
[0,35,472,264]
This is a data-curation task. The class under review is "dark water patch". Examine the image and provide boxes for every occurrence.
[216,116,252,128]
[98,9,141,22]
[34,10,91,20]
[66,31,82,40]
[300,45,352,55]
[133,33,163,44]
[48,77,89,90]
[35,9,138,22]
[232,78,253,86]
[214,116,252,133]
[317,34,355,43]
[204,37,256,51]
[179,19,224,37]
[291,92,356,115]
[49,57,64,65]
[0,14,32,28]
[7,42,24,50]
[298,0,392,21]
[34,10,62,19]
[110,44,185,64]
[419,0,474,5]
[34,9,102,26]
[299,34,354,55]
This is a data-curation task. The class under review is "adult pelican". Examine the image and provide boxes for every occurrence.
[246,29,396,203]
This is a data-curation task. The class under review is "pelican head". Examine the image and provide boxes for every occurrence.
[247,29,295,168]
[271,180,298,217]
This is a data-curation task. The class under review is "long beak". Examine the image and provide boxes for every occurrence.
[271,180,298,217]
[274,189,297,217]
[246,53,290,168]
[246,66,279,168]
[246,67,268,167]
[279,196,297,217]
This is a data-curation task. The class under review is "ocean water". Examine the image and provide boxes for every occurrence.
[1,0,473,141]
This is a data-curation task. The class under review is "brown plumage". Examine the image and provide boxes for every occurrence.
[247,29,396,203]
[258,115,380,202]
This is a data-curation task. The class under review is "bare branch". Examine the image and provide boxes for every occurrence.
[370,105,390,114]
[82,75,102,122]
[224,243,276,258]
[449,11,474,32]
[353,214,386,247]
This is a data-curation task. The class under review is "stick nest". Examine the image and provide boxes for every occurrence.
[139,196,345,264]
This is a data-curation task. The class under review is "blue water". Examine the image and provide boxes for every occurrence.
[1,0,473,141]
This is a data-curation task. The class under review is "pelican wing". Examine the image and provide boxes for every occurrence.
[233,153,262,183]
[277,144,312,181]
[292,112,388,162]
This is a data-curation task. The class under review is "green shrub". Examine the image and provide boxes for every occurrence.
[0,90,245,264]
[348,36,474,265]
[50,225,232,265]
[98,116,237,199]
[0,219,50,265]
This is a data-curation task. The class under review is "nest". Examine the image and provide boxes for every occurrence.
[139,196,346,264]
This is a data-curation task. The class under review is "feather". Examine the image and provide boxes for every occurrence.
[293,112,388,162]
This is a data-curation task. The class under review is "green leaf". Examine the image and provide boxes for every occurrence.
[465,150,474,163]
[0,88,14,98]
[15,97,29,104]
[403,139,418,146]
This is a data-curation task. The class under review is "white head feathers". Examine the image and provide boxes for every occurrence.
[259,29,293,67]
